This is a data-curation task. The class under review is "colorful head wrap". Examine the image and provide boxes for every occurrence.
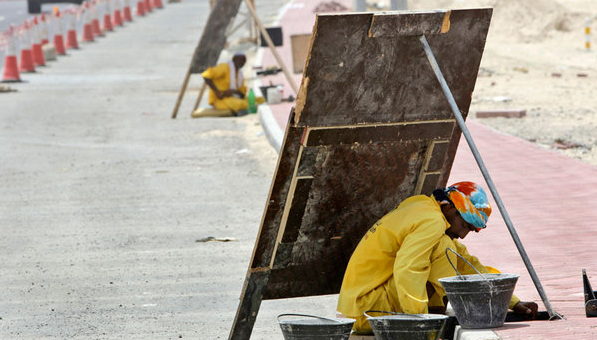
[445,182,492,229]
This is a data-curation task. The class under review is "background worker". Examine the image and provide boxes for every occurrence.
[201,52,264,116]
[337,181,538,334]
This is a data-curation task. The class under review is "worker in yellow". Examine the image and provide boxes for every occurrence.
[337,181,538,333]
[201,52,264,116]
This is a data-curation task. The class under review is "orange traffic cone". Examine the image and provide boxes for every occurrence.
[91,0,104,37]
[1,26,21,82]
[123,0,133,21]
[39,13,50,45]
[65,8,79,49]
[152,0,162,9]
[113,0,124,27]
[81,2,94,42]
[136,0,146,16]
[31,18,46,66]
[144,0,152,13]
[53,8,67,55]
[103,0,114,31]
[19,22,36,73]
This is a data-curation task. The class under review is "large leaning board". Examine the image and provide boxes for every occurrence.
[229,8,492,340]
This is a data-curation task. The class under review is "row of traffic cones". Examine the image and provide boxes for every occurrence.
[1,0,164,83]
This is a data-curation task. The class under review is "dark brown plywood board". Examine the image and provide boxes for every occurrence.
[231,9,492,338]
[294,9,492,127]
[189,0,243,74]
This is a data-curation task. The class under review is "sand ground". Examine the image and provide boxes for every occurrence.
[372,0,597,166]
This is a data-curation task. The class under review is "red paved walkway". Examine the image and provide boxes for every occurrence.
[259,1,597,338]
[450,121,597,339]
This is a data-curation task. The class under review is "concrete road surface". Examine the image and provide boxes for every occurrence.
[0,1,336,339]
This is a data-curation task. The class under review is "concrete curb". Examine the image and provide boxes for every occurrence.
[253,48,284,153]
[257,98,284,152]
[253,1,291,154]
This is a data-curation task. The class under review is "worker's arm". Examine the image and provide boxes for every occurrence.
[203,78,225,99]
[453,241,538,319]
[203,77,244,99]
[393,219,446,314]
[201,64,233,100]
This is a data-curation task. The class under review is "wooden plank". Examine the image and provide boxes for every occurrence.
[228,269,270,340]
[189,0,243,74]
[290,34,312,74]
[369,10,451,37]
[304,121,454,147]
[171,69,191,119]
[250,116,303,269]
[191,83,208,114]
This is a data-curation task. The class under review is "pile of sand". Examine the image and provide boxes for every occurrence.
[408,0,581,42]
[375,0,597,166]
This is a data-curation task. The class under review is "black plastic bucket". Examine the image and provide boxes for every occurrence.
[277,314,355,340]
[439,248,519,329]
[365,310,448,340]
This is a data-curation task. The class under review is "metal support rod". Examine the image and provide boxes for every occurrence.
[418,35,562,320]
[243,0,299,95]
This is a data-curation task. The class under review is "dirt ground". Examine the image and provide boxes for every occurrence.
[374,0,597,166]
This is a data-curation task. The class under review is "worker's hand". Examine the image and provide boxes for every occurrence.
[512,301,538,320]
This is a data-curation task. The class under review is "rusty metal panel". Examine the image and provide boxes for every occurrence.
[245,9,492,299]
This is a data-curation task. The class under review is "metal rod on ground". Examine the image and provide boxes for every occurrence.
[192,83,208,114]
[172,67,191,119]
[418,35,563,320]
[243,0,299,95]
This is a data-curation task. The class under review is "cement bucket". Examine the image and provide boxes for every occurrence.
[277,314,355,340]
[439,248,519,329]
[364,310,448,340]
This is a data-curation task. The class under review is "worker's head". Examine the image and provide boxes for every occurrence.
[232,52,247,70]
[434,182,492,239]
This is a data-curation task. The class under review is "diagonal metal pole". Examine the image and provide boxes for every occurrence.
[419,35,563,320]
[243,0,298,95]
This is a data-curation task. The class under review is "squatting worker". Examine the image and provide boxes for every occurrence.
[337,181,539,333]
[201,52,264,115]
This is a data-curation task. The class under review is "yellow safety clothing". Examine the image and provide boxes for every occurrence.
[201,63,264,112]
[337,195,519,333]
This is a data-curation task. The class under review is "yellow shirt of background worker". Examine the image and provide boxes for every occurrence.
[201,52,264,114]
[337,182,538,334]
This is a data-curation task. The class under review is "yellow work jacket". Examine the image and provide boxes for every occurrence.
[201,62,247,105]
[337,195,519,318]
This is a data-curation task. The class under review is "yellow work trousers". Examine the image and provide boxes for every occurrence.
[213,96,265,112]
[352,236,456,334]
